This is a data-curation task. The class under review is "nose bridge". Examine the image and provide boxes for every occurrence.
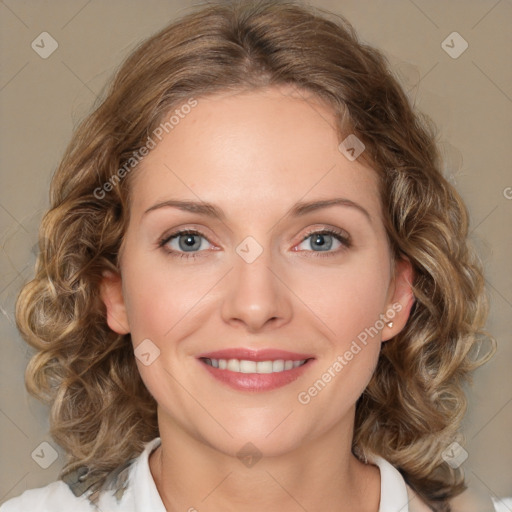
[220,235,292,331]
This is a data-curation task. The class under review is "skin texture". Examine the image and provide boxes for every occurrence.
[100,85,415,512]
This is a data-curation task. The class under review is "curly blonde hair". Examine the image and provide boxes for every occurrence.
[15,1,494,510]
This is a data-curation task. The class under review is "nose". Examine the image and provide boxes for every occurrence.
[220,242,293,333]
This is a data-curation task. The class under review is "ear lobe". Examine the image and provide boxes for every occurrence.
[381,257,415,342]
[99,270,130,335]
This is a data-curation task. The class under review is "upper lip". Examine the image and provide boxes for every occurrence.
[197,348,315,362]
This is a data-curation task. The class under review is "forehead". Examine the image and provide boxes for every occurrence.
[129,85,381,221]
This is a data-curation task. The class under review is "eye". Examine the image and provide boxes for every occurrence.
[295,228,351,257]
[158,229,213,260]
[158,227,352,261]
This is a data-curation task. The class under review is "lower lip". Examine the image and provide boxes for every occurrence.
[199,359,314,392]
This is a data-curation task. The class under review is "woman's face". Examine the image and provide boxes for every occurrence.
[101,85,413,458]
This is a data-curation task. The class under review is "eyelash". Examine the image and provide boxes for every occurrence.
[158,227,352,260]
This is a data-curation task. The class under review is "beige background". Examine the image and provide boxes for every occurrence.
[1,0,511,507]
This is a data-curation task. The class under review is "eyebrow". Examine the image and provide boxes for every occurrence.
[144,197,372,223]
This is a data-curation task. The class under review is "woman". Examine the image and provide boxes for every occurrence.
[1,1,496,511]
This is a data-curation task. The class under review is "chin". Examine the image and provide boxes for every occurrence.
[206,429,305,461]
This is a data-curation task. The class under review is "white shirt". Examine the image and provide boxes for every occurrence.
[0,437,491,512]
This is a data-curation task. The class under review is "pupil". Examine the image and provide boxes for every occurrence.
[180,234,200,250]
[313,234,332,251]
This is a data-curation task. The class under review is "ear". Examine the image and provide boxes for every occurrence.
[99,270,130,335]
[381,257,415,342]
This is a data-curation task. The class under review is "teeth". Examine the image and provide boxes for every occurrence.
[227,359,239,372]
[203,358,307,373]
[240,360,257,373]
[272,360,284,372]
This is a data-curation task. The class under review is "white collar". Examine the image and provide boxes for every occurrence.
[367,453,411,512]
[130,437,166,512]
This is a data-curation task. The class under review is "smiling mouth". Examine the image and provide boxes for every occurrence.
[200,357,309,374]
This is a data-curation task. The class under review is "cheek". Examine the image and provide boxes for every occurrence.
[122,242,390,349]
[297,258,390,347]
[292,255,389,413]
[121,251,215,342]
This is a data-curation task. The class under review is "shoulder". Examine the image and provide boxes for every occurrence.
[448,487,499,512]
[0,481,95,512]
[405,480,498,512]
[370,454,498,512]
[0,464,137,512]
[405,484,434,512]
[0,437,162,512]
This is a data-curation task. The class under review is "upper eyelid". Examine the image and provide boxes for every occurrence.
[160,228,211,245]
[301,226,350,240]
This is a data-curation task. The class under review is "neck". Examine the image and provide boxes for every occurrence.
[149,408,380,512]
